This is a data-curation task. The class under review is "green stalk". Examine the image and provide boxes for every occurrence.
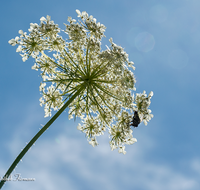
[0,86,85,189]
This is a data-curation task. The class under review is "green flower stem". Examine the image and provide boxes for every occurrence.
[0,85,85,189]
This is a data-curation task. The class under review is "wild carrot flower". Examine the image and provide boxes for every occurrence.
[8,10,153,154]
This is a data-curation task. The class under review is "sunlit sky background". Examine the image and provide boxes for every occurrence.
[1,0,200,189]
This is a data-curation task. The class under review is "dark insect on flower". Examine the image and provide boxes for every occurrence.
[130,111,141,127]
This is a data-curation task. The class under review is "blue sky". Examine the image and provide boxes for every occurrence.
[1,0,200,189]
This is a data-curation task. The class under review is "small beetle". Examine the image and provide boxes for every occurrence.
[130,111,141,127]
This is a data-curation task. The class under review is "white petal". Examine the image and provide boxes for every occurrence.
[40,16,46,22]
[46,15,51,21]
[149,91,154,97]
[16,45,22,52]
[18,30,23,35]
[8,39,16,46]
[76,9,81,16]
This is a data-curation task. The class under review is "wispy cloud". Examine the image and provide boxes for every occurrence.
[1,124,199,190]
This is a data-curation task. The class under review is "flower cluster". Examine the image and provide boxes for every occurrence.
[134,91,154,126]
[9,10,153,154]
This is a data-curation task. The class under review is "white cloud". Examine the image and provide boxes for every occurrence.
[1,126,199,190]
[190,158,200,174]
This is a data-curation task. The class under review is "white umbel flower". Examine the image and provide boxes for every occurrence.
[9,10,153,154]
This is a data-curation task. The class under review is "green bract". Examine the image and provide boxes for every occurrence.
[9,10,153,154]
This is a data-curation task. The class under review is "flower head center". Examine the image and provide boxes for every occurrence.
[82,76,93,85]
[30,41,37,48]
[53,40,59,46]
